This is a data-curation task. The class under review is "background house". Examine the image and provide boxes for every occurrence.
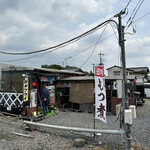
[127,67,149,76]
[107,65,133,76]
[106,65,147,111]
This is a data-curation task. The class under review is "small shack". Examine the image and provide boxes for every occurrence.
[56,76,94,112]
[0,65,83,117]
[56,75,137,114]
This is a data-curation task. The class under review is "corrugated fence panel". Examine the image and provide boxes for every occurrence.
[69,82,94,104]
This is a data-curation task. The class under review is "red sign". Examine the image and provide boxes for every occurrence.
[95,66,104,77]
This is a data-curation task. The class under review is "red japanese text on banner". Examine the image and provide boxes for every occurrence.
[95,66,107,123]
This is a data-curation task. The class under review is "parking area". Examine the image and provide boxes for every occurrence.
[0,99,149,150]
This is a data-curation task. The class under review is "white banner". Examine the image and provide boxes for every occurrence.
[95,66,107,123]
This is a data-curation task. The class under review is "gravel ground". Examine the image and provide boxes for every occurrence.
[0,99,149,150]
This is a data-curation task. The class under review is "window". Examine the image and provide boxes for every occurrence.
[126,71,133,75]
[113,71,120,76]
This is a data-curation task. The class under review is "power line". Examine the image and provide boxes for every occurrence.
[126,0,145,29]
[0,19,117,55]
[133,11,150,23]
[126,0,142,25]
[109,22,118,40]
[125,9,150,35]
[57,32,116,65]
[122,0,131,19]
[80,24,108,68]
[0,31,117,63]
[124,0,132,11]
[131,0,145,21]
[0,52,48,63]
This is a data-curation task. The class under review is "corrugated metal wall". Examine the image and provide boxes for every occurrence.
[69,82,94,104]
[2,72,24,92]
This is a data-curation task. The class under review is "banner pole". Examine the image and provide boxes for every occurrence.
[93,64,96,138]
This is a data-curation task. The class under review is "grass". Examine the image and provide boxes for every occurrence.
[37,107,58,118]
[45,111,58,118]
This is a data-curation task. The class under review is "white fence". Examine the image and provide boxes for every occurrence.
[0,92,23,110]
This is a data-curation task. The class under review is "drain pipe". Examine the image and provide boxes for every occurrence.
[24,121,123,135]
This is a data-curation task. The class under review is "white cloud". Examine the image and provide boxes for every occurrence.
[0,0,150,71]
[126,37,150,67]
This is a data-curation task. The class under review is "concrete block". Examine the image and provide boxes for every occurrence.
[116,103,121,119]
[125,109,132,125]
[129,105,136,119]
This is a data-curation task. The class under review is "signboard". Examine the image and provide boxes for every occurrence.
[95,66,107,123]
[30,89,37,108]
[40,76,55,84]
[113,81,117,90]
[23,78,28,102]
[46,85,55,105]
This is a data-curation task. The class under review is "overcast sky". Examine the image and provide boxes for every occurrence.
[0,0,150,74]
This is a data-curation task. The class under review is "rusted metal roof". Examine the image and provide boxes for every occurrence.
[2,66,84,75]
[57,75,136,81]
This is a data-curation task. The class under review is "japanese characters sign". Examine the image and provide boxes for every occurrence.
[95,66,107,123]
[23,78,28,102]
[30,89,37,107]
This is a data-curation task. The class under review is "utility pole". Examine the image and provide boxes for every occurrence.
[99,51,104,66]
[116,10,131,150]
[63,57,71,68]
[64,58,67,68]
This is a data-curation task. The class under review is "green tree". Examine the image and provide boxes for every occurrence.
[65,65,78,69]
[89,70,94,76]
[141,70,148,79]
[41,64,65,70]
[41,64,93,76]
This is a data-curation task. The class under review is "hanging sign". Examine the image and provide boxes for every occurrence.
[23,78,28,102]
[95,66,107,123]
[30,89,37,107]
[40,76,55,84]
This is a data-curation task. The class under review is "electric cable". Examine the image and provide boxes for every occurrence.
[0,19,117,55]
[0,54,41,63]
[57,32,116,65]
[133,11,150,23]
[0,31,117,63]
[122,8,129,19]
[126,0,143,26]
[126,0,145,30]
[131,0,145,22]
[122,0,131,19]
[79,24,108,68]
[109,23,118,41]
[109,22,122,67]
[0,47,57,63]
[124,0,132,11]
